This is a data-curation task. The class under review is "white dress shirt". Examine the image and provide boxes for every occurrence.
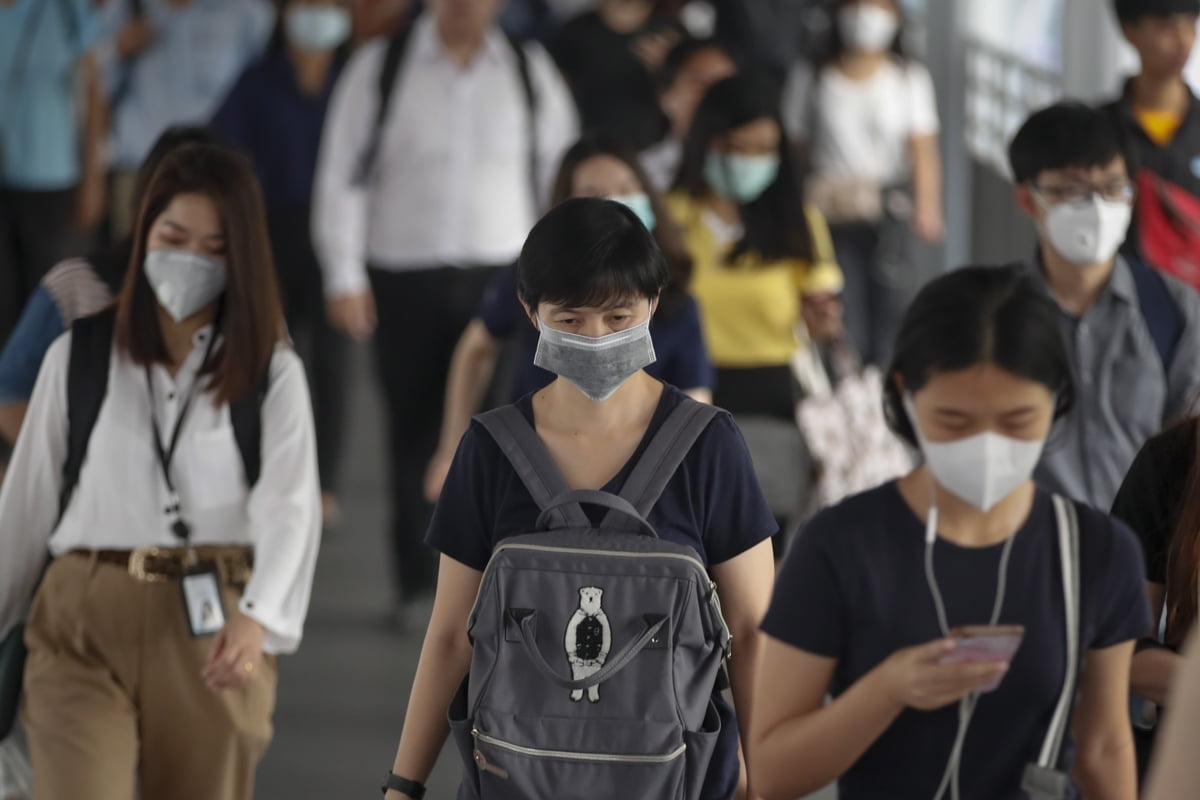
[312,16,578,298]
[0,328,321,654]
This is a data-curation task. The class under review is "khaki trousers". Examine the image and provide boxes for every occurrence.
[21,554,277,800]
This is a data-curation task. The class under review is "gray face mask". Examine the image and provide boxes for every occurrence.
[144,248,227,322]
[533,311,657,402]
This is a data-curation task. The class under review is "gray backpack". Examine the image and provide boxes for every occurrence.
[447,399,732,800]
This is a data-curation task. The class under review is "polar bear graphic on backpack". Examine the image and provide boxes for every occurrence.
[564,587,612,703]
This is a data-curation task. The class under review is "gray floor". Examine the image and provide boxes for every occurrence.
[255,345,835,799]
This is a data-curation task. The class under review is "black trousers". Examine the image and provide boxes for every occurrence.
[268,206,348,491]
[830,220,919,368]
[368,264,502,604]
[0,187,78,348]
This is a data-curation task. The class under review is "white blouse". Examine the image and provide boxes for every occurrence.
[783,58,940,185]
[0,327,322,654]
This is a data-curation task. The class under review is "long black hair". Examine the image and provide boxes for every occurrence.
[883,265,1076,447]
[820,0,908,66]
[674,73,814,265]
[550,134,693,318]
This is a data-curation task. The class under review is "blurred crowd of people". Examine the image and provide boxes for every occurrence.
[8,0,1200,797]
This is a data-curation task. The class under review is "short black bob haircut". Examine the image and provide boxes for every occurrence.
[883,265,1076,448]
[518,197,670,311]
[1008,102,1139,185]
[1114,0,1200,23]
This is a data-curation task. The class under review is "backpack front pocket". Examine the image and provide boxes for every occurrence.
[471,725,686,799]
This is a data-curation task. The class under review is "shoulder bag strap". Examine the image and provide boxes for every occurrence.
[1039,495,1082,770]
[503,31,539,204]
[353,26,412,187]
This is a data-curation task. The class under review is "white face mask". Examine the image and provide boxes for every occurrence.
[1041,195,1132,266]
[838,3,900,53]
[905,397,1045,511]
[144,249,227,322]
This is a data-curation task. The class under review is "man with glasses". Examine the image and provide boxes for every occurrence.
[1008,102,1200,509]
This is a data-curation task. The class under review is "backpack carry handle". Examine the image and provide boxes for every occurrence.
[513,611,668,690]
[535,490,659,538]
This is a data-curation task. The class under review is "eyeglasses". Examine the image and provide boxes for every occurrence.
[1031,180,1136,206]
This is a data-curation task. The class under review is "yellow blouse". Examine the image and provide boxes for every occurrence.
[666,193,841,368]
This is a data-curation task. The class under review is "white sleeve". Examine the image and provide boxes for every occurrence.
[239,349,322,654]
[781,61,816,144]
[525,42,579,210]
[311,42,386,299]
[905,62,940,137]
[0,334,71,641]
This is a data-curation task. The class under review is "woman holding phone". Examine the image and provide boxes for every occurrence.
[749,266,1150,800]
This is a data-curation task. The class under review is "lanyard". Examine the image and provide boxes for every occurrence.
[145,331,218,542]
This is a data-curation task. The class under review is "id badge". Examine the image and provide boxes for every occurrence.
[181,563,226,638]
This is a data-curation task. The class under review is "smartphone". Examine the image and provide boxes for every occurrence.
[939,625,1025,693]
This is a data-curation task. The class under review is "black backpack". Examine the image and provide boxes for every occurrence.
[353,22,539,190]
[1,307,268,740]
[59,308,268,516]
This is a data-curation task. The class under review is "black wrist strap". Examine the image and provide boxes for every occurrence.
[381,773,426,798]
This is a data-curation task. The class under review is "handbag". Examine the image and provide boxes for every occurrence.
[1134,168,1200,291]
[0,626,27,741]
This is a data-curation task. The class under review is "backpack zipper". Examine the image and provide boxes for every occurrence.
[472,727,686,766]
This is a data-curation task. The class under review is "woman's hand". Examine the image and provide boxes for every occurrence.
[326,290,377,342]
[880,639,1008,711]
[202,612,267,691]
[912,203,944,244]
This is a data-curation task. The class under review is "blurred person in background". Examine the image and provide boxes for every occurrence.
[0,142,321,800]
[548,0,679,152]
[1105,0,1200,290]
[1143,628,1200,799]
[96,0,274,240]
[1009,102,1200,511]
[213,0,353,526]
[1111,406,1200,781]
[0,126,221,449]
[668,72,840,547]
[0,0,107,348]
[423,134,714,502]
[783,0,943,367]
[791,261,913,527]
[312,0,577,621]
[640,36,737,191]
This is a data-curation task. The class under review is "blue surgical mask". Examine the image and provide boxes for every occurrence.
[285,5,352,52]
[704,152,780,204]
[610,192,657,231]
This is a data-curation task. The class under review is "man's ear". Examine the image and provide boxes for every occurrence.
[1014,183,1040,221]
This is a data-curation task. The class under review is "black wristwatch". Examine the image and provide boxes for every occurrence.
[381,772,426,798]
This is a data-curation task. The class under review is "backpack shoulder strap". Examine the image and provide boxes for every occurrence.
[503,31,540,202]
[60,308,117,519]
[229,366,270,488]
[1128,257,1185,372]
[606,399,721,524]
[354,27,412,186]
[476,406,590,528]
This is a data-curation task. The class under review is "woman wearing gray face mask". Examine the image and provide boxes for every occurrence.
[380,197,777,800]
[0,143,321,800]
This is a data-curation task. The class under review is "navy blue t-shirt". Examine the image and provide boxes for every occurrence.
[476,265,715,399]
[427,384,776,799]
[761,483,1152,800]
[211,49,340,209]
